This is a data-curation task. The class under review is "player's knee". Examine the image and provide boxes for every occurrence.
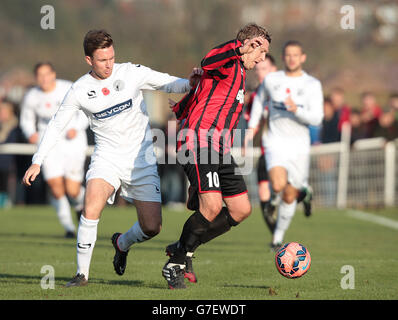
[142,222,162,238]
[271,180,285,194]
[66,189,80,199]
[202,202,223,221]
[282,193,296,204]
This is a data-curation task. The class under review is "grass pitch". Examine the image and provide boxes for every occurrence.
[0,204,397,300]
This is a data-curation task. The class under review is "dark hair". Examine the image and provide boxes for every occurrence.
[83,29,113,57]
[265,54,275,65]
[324,96,332,104]
[33,62,55,75]
[389,92,398,100]
[360,91,374,100]
[282,40,304,55]
[331,87,345,94]
[236,23,271,44]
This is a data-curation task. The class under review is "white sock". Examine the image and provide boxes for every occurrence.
[76,215,99,280]
[117,221,150,252]
[69,186,85,212]
[273,200,297,245]
[50,195,75,232]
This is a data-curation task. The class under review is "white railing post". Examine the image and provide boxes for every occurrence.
[384,141,396,207]
[337,122,351,209]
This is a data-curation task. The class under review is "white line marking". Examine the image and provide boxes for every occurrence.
[346,210,398,230]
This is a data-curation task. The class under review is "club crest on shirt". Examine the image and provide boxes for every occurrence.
[236,89,244,104]
[113,80,125,92]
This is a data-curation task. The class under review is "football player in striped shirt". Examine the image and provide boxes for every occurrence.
[163,23,272,289]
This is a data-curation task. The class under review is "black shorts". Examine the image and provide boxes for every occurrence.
[181,148,247,198]
[257,153,269,183]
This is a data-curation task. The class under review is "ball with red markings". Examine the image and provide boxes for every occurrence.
[275,242,311,279]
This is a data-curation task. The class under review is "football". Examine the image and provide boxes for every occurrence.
[275,242,311,279]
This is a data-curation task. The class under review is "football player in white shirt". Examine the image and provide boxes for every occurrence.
[20,63,88,238]
[22,29,201,287]
[247,40,323,251]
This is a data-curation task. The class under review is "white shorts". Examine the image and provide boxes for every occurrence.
[265,145,309,190]
[42,142,86,182]
[85,156,161,205]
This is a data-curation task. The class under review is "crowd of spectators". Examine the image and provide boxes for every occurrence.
[318,88,398,145]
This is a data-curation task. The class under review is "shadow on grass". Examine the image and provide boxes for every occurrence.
[0,273,165,289]
[222,283,270,290]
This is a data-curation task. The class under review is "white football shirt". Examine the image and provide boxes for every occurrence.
[20,79,88,143]
[248,70,323,152]
[31,63,191,169]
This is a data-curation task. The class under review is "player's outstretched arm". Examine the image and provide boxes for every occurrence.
[22,164,41,186]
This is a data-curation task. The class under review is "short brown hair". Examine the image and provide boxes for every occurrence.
[33,62,55,75]
[236,23,271,44]
[282,40,304,55]
[83,29,113,57]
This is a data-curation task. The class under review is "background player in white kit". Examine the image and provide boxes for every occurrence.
[20,63,88,238]
[23,29,201,287]
[249,40,323,251]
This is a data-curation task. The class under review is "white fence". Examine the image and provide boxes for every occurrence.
[1,128,397,208]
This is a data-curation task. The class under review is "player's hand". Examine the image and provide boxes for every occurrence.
[66,128,77,140]
[285,95,297,113]
[28,133,39,144]
[240,36,265,55]
[188,67,203,87]
[22,164,41,187]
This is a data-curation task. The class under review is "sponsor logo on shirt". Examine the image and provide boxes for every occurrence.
[272,100,303,111]
[236,89,244,104]
[93,99,133,119]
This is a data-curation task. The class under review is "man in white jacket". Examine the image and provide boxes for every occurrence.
[22,29,201,287]
[247,40,324,250]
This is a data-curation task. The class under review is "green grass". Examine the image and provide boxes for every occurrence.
[0,205,397,300]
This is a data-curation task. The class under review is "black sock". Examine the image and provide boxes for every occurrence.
[260,201,268,213]
[170,211,210,264]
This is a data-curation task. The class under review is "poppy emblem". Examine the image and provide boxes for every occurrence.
[102,88,110,96]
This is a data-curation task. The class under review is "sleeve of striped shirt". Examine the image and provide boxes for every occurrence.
[172,88,195,120]
[201,39,242,71]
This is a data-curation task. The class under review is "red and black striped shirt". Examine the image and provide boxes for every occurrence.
[173,39,246,154]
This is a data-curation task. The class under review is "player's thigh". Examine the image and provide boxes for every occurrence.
[84,178,115,220]
[134,199,162,237]
[223,192,251,223]
[46,176,66,199]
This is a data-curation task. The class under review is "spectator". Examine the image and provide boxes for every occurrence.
[350,109,366,144]
[330,87,351,133]
[317,97,340,206]
[320,96,340,143]
[0,101,19,208]
[387,92,398,119]
[359,91,383,138]
[374,94,398,141]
